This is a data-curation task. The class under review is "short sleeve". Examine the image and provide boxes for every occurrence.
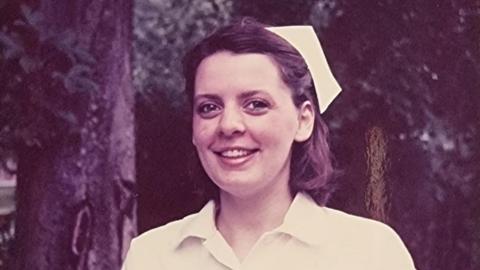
[376,225,416,270]
[121,239,136,270]
[120,234,169,270]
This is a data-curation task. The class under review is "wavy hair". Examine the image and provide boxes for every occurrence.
[183,18,336,205]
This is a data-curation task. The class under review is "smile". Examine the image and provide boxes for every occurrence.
[217,149,256,158]
[215,148,259,159]
[212,147,260,167]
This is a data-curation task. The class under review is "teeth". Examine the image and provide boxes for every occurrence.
[220,149,251,158]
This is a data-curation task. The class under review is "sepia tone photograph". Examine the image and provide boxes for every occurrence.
[0,0,478,269]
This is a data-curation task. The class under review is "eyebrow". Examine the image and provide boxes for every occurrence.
[193,94,222,104]
[238,90,267,99]
[193,90,270,104]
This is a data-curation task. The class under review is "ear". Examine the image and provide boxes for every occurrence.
[294,101,315,142]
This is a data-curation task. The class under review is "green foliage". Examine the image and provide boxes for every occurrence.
[133,0,233,110]
[307,2,479,269]
[234,0,318,25]
[134,1,479,269]
[318,0,479,197]
[0,3,98,164]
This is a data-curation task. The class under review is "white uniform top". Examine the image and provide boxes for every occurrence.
[122,192,416,270]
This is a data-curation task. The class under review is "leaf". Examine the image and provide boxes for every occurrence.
[57,111,78,125]
[63,76,76,94]
[29,11,44,26]
[64,64,98,93]
[68,64,93,77]
[20,4,32,19]
[21,5,44,26]
[17,127,41,148]
[0,32,23,59]
[72,47,96,65]
[51,71,65,80]
[72,76,99,93]
[54,32,79,65]
[56,30,76,48]
[63,75,99,94]
[19,56,39,73]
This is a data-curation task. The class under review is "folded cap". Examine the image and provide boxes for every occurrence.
[266,26,341,113]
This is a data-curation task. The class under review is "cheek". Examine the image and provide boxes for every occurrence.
[250,115,298,146]
[192,119,215,147]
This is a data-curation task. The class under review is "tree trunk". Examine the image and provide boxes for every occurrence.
[13,0,136,269]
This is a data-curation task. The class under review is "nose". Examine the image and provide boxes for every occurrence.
[217,106,246,137]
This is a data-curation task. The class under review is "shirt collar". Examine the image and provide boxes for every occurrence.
[274,192,327,246]
[173,200,218,248]
[173,192,327,249]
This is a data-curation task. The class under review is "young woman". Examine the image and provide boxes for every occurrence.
[122,18,416,270]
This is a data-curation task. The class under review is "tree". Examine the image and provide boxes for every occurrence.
[132,1,479,270]
[0,0,136,269]
[134,0,233,231]
[310,1,479,269]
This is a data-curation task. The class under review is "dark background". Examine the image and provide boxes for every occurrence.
[134,1,479,270]
[0,0,478,269]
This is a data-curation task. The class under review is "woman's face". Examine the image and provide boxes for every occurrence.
[192,51,313,198]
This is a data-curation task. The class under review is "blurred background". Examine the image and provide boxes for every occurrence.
[0,0,479,269]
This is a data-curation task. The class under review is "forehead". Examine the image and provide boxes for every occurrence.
[194,51,289,95]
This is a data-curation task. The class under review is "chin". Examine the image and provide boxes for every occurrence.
[212,176,267,198]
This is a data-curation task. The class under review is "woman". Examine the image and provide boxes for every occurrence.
[123,18,416,270]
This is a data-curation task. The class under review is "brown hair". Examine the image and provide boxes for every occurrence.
[184,18,335,205]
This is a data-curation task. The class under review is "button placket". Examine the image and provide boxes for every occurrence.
[240,232,281,270]
[203,231,241,270]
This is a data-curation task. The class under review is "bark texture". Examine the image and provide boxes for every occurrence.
[13,0,136,269]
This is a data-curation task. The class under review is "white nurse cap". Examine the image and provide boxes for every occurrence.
[266,26,341,113]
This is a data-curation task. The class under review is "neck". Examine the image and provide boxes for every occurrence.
[218,189,292,231]
[216,186,293,260]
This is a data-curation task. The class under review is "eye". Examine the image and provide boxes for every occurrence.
[196,102,221,118]
[244,99,270,114]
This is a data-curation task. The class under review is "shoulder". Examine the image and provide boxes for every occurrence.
[320,207,398,237]
[131,212,199,251]
[317,207,416,269]
[290,193,408,249]
[317,206,405,246]
[122,212,200,270]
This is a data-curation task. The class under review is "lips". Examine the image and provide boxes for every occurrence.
[212,147,259,165]
[217,148,257,158]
